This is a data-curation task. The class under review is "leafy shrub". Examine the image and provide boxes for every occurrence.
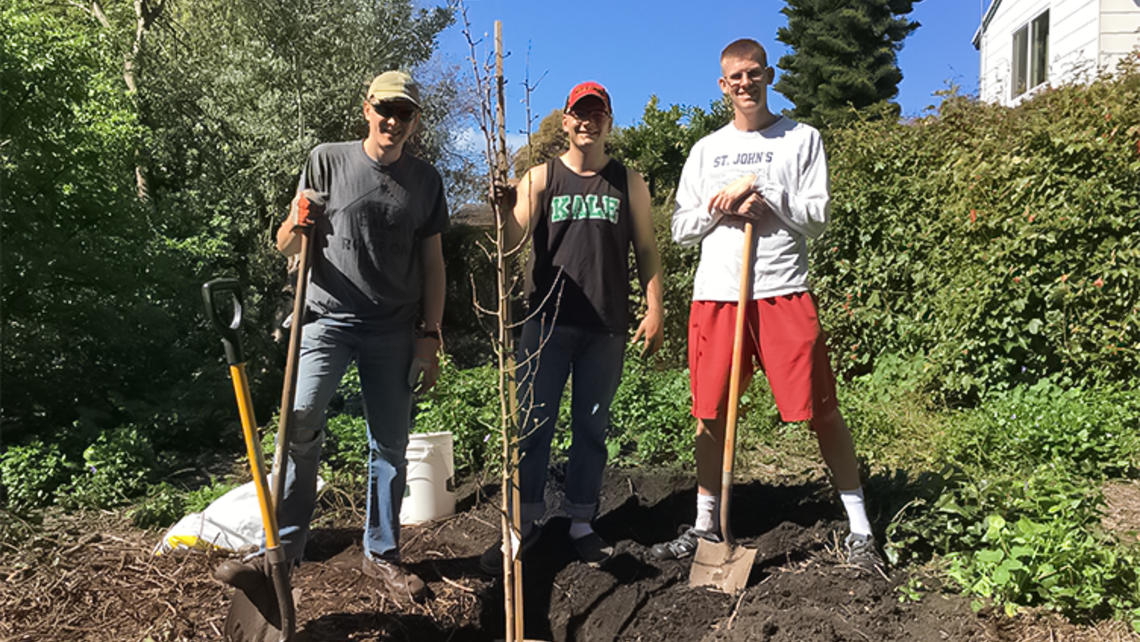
[818,68,1140,401]
[129,476,245,530]
[942,380,1139,478]
[310,357,502,480]
[650,201,699,369]
[608,348,695,466]
[185,479,242,513]
[409,349,698,476]
[129,481,185,529]
[323,414,370,484]
[890,467,1140,625]
[414,358,501,476]
[58,425,158,509]
[440,224,502,369]
[0,440,73,513]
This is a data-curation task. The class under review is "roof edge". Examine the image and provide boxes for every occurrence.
[973,0,1002,49]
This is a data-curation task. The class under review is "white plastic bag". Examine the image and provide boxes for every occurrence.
[153,475,323,555]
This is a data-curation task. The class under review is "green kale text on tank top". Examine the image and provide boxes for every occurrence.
[549,194,620,223]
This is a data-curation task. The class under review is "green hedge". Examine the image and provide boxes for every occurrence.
[815,65,1140,401]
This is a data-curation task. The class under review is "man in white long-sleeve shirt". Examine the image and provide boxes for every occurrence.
[654,38,884,574]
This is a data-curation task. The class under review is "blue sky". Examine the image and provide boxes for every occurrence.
[432,0,988,137]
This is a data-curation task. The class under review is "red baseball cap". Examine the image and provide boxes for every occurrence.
[565,81,612,114]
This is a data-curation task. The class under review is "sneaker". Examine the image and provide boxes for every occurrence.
[571,531,614,567]
[362,556,427,602]
[650,527,722,560]
[844,533,886,575]
[479,526,540,576]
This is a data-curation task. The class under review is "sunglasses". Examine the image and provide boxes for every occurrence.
[371,101,419,123]
[566,109,610,124]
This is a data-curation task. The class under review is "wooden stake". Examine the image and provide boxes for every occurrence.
[493,20,524,642]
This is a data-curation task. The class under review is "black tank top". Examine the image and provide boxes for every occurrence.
[525,157,633,333]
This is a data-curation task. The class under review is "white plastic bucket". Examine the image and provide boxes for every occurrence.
[400,431,456,525]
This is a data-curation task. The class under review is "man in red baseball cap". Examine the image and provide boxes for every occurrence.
[480,81,663,573]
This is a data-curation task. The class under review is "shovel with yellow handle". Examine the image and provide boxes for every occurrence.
[203,278,297,642]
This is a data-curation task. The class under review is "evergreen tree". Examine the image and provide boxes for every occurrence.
[775,0,921,128]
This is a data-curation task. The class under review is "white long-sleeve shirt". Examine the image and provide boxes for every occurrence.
[672,117,830,301]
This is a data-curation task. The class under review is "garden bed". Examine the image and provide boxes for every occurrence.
[2,467,1137,642]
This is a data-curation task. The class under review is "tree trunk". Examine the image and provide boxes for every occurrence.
[87,0,162,201]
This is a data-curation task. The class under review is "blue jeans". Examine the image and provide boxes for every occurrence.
[516,320,626,525]
[277,317,414,563]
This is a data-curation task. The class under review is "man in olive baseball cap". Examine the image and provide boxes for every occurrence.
[367,70,421,107]
[273,68,447,604]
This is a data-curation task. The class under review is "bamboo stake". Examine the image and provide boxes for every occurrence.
[493,20,524,642]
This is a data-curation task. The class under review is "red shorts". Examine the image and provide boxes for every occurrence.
[688,292,838,423]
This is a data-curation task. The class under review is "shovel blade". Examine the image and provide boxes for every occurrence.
[689,539,757,594]
[222,566,298,642]
[225,584,282,642]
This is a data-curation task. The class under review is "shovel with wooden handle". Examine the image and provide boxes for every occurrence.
[209,191,322,642]
[689,220,759,594]
[202,278,297,642]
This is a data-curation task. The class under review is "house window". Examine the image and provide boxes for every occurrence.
[1012,10,1050,98]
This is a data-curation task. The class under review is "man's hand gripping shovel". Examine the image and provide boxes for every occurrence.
[203,191,323,642]
[689,220,759,594]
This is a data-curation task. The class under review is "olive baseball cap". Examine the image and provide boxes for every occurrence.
[367,71,421,107]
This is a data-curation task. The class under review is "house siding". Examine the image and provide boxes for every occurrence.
[977,0,1103,104]
[1100,0,1140,71]
[1052,1,1100,84]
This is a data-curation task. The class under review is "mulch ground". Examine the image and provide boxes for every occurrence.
[2,467,1138,642]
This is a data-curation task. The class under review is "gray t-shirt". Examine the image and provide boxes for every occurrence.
[299,141,449,328]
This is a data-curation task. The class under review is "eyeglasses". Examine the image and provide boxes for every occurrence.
[566,109,610,124]
[371,101,419,123]
[722,68,767,87]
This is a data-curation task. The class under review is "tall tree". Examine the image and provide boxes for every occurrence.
[511,109,567,177]
[609,96,731,199]
[1,0,179,446]
[1,0,456,454]
[775,0,921,128]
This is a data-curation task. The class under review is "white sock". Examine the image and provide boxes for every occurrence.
[840,487,873,537]
[568,521,593,540]
[695,493,719,533]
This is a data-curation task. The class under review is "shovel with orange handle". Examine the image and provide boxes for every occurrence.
[688,221,759,594]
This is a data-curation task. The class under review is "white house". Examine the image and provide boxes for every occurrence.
[973,0,1140,105]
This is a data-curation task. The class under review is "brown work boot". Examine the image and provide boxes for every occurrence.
[362,556,427,603]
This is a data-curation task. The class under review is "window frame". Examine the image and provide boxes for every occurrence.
[1011,9,1050,99]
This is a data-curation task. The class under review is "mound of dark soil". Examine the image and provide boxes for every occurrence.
[4,466,1137,641]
